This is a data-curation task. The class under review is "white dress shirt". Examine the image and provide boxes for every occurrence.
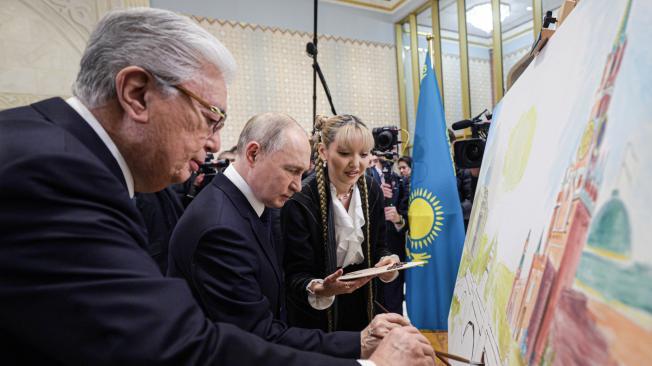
[223,164,264,217]
[65,97,135,198]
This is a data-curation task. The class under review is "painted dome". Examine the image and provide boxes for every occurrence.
[587,189,630,258]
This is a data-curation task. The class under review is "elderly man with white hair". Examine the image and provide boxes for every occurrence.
[0,7,435,366]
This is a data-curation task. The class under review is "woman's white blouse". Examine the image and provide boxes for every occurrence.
[331,183,365,268]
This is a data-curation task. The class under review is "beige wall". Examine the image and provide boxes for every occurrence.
[194,17,400,150]
[0,0,149,109]
[0,1,400,151]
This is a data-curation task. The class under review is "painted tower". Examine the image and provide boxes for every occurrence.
[528,1,633,363]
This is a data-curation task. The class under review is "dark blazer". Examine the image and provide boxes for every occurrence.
[381,174,409,314]
[0,98,356,366]
[281,171,392,332]
[168,173,360,357]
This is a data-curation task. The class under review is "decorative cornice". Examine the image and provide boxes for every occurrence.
[326,0,407,13]
[190,16,395,49]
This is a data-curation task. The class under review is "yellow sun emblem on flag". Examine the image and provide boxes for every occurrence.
[408,187,444,250]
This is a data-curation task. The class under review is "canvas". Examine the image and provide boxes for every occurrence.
[448,0,652,365]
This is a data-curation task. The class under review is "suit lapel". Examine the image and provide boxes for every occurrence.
[214,174,283,286]
[30,98,147,241]
[31,98,127,192]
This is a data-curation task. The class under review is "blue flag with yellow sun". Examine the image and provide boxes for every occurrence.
[406,53,465,330]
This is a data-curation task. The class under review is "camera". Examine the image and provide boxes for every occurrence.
[452,110,491,169]
[197,153,230,187]
[372,126,400,155]
[198,157,230,176]
[372,126,402,207]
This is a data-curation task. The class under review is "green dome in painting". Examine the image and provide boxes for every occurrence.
[587,190,631,257]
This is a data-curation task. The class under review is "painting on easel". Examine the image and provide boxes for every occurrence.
[448,0,651,365]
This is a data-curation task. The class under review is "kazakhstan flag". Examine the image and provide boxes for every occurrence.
[406,53,465,330]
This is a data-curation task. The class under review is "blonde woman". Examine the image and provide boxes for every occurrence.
[281,115,399,332]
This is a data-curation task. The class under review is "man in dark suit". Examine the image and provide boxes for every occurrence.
[0,8,434,366]
[368,154,409,314]
[169,113,412,359]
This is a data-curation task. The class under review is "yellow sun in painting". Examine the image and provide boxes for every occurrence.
[408,187,445,250]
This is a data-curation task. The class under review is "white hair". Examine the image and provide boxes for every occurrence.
[237,113,306,156]
[73,7,236,108]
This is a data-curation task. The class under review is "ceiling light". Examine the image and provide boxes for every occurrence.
[527,6,533,11]
[467,2,510,34]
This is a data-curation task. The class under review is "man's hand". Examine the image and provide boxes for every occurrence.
[310,269,372,297]
[384,206,401,224]
[368,327,436,366]
[360,313,410,358]
[193,173,205,187]
[381,183,393,199]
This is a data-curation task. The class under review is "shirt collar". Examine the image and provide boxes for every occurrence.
[223,164,265,217]
[65,97,135,198]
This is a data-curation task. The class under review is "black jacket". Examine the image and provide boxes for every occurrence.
[281,171,391,332]
[168,173,360,357]
[0,98,357,366]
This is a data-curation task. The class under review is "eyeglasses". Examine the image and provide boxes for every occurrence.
[173,84,226,135]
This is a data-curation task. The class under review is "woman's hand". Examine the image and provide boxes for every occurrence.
[374,256,400,282]
[310,268,372,297]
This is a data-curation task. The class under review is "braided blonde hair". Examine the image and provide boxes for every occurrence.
[312,114,375,330]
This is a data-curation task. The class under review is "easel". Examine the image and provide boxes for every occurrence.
[422,4,583,364]
[531,0,578,55]
[506,0,580,88]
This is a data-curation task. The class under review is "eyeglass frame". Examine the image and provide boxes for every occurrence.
[172,84,227,135]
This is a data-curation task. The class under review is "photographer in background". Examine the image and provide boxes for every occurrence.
[217,145,237,163]
[173,152,230,207]
[397,156,412,181]
[369,127,409,315]
[451,110,491,230]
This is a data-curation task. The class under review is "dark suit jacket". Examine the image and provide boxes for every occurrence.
[0,98,357,366]
[168,173,360,357]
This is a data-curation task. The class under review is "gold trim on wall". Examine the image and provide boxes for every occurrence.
[491,0,504,104]
[395,23,409,146]
[456,0,471,119]
[191,16,395,49]
[409,14,420,113]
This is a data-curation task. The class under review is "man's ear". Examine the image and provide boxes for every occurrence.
[245,141,261,166]
[115,66,155,124]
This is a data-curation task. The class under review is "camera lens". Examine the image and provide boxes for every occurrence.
[377,131,393,150]
[466,144,483,160]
